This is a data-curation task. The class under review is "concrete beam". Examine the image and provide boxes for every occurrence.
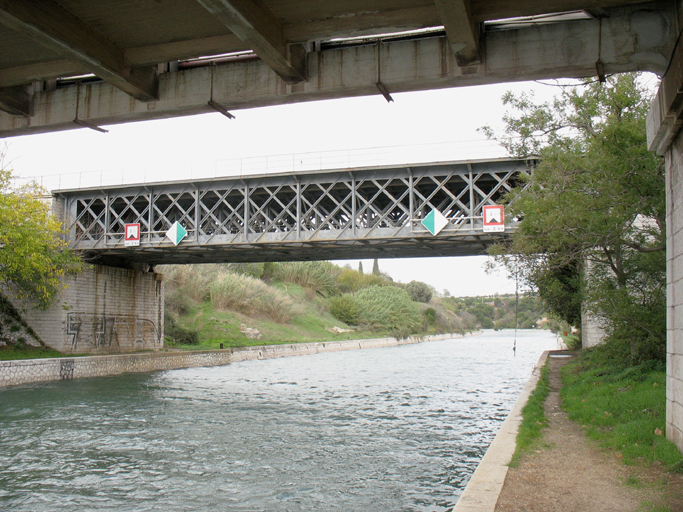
[0,0,158,102]
[471,0,656,22]
[0,5,675,138]
[648,22,683,155]
[195,0,306,83]
[0,85,31,116]
[434,0,480,66]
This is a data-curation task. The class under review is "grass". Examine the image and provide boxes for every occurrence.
[561,347,683,471]
[509,362,551,467]
[0,344,65,360]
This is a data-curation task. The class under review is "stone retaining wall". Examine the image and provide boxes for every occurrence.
[0,332,472,387]
[0,351,232,387]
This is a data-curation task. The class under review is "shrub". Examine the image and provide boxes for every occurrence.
[329,294,360,325]
[227,262,266,279]
[164,315,200,345]
[272,261,339,296]
[209,272,294,323]
[406,280,433,303]
[423,307,437,323]
[353,285,423,337]
[337,267,392,293]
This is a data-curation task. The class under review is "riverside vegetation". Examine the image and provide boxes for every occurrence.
[159,260,556,350]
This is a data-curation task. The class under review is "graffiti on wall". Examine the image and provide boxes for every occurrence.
[66,313,160,351]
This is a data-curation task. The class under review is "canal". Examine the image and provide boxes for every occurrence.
[0,330,557,511]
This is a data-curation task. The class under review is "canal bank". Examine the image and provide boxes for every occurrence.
[0,331,475,387]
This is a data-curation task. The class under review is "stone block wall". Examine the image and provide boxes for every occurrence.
[665,134,683,449]
[9,264,164,355]
[581,311,606,349]
[0,350,231,387]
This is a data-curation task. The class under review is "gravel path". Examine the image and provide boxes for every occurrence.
[494,353,683,512]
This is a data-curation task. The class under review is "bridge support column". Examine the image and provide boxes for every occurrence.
[647,41,683,451]
[8,265,164,354]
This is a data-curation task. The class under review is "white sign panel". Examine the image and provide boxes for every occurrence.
[483,205,505,233]
[124,223,140,247]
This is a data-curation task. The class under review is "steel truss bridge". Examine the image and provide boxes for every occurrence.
[58,157,535,266]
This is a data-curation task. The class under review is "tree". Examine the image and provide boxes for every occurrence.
[0,151,82,309]
[483,73,666,363]
[372,258,380,275]
[406,280,433,303]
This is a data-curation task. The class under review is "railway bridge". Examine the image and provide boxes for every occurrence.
[59,157,532,266]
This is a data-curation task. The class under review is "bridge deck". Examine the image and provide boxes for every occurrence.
[56,157,534,266]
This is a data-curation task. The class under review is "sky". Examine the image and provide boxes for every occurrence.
[4,80,565,297]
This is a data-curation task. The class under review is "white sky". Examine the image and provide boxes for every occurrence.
[4,80,565,297]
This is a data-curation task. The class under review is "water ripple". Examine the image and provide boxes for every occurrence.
[0,330,556,511]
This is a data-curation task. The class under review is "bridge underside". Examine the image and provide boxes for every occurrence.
[0,1,678,137]
[58,158,530,266]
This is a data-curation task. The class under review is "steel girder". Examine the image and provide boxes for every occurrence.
[58,158,535,265]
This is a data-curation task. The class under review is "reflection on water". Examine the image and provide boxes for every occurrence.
[0,330,557,511]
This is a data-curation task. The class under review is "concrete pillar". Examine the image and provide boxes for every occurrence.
[647,37,683,450]
[581,310,606,349]
[8,264,164,354]
[663,140,683,449]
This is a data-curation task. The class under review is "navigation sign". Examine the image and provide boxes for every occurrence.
[166,221,187,246]
[124,223,140,247]
[483,205,505,232]
[421,209,449,236]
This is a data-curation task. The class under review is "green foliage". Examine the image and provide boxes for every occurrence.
[0,345,64,360]
[329,294,360,325]
[271,261,339,296]
[164,315,200,345]
[210,272,294,323]
[484,74,665,364]
[561,346,683,469]
[0,153,82,309]
[423,307,437,323]
[336,266,390,293]
[227,262,266,279]
[406,280,433,303]
[510,363,550,467]
[353,285,423,338]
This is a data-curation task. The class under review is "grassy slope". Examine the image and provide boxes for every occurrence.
[169,282,390,350]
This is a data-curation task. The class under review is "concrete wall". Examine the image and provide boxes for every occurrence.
[0,350,231,387]
[8,264,164,355]
[664,136,683,449]
[0,332,469,387]
[581,311,606,349]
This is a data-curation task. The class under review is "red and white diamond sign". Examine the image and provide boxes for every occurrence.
[124,223,141,247]
[483,205,504,233]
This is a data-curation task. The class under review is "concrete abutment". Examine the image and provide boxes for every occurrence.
[7,264,164,355]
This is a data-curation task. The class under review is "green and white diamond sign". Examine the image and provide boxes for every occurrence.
[166,221,187,246]
[421,209,449,236]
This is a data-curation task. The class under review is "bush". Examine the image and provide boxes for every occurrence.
[164,315,200,345]
[336,267,391,293]
[210,272,294,323]
[272,261,339,296]
[353,285,423,338]
[227,262,266,279]
[406,280,433,303]
[423,307,437,323]
[329,294,360,325]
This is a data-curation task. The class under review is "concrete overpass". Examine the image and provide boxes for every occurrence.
[0,1,677,136]
[4,0,683,453]
[56,158,531,267]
